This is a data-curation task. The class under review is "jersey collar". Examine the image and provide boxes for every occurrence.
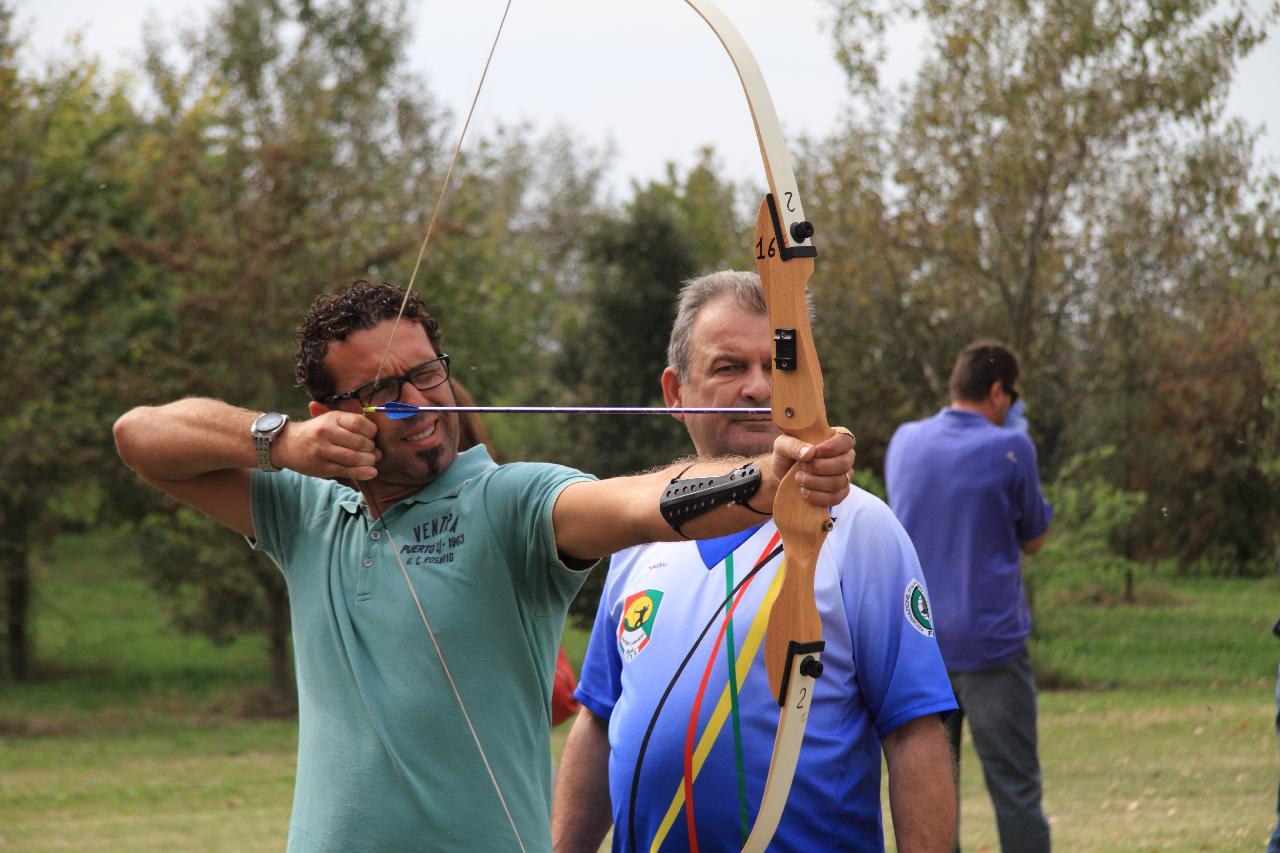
[695,523,768,570]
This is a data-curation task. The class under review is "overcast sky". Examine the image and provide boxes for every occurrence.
[15,0,1280,195]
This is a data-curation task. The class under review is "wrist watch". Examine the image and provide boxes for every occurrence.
[251,412,289,472]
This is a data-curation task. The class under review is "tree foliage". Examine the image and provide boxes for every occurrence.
[553,154,749,479]
[7,0,1278,684]
[1035,446,1148,604]
[553,155,749,624]
[3,0,607,688]
[113,0,610,700]
[815,0,1279,570]
[0,3,144,678]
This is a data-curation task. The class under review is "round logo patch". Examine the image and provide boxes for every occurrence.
[904,580,934,637]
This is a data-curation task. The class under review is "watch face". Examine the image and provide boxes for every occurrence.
[255,412,285,433]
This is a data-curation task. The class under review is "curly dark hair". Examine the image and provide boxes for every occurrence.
[295,280,443,401]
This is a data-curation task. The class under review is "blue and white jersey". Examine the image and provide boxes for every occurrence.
[576,487,956,853]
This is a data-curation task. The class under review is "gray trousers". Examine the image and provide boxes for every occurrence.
[946,651,1051,853]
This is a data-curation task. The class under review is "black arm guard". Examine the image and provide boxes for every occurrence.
[659,463,765,538]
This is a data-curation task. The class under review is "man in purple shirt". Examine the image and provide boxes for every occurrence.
[885,340,1053,853]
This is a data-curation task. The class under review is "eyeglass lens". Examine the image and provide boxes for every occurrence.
[363,357,450,407]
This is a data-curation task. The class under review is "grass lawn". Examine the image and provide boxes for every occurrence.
[3,533,1279,850]
[886,568,1280,852]
[1,721,297,850]
[915,688,1276,852]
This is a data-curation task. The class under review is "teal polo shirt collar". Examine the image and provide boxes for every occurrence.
[335,445,498,517]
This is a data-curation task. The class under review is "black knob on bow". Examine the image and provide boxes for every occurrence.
[790,220,815,243]
[799,655,823,680]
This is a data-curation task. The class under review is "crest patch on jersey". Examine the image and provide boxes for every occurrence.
[618,589,664,662]
[904,579,934,637]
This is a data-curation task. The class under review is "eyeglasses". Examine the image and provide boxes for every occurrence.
[325,354,451,407]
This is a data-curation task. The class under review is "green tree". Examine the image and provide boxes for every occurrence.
[1034,447,1148,604]
[114,0,605,702]
[0,4,144,679]
[1064,131,1280,569]
[813,0,1279,568]
[113,0,448,703]
[552,154,750,481]
[551,155,749,625]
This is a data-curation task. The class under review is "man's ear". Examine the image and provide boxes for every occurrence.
[660,367,684,416]
[986,380,1004,405]
[308,399,330,419]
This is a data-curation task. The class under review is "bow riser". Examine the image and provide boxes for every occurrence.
[753,196,830,703]
[755,200,827,445]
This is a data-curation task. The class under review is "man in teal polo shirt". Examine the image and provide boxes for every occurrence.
[113,280,855,852]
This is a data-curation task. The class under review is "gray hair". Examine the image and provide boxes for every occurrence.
[666,271,766,382]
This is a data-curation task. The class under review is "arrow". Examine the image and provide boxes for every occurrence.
[364,402,773,419]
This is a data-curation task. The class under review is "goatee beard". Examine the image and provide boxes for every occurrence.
[416,445,450,480]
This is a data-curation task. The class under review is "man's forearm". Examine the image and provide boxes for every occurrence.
[114,397,261,482]
[1021,530,1048,555]
[552,708,614,853]
[884,714,956,853]
[552,456,774,561]
[552,428,853,561]
[653,454,776,538]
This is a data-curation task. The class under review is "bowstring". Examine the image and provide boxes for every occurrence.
[372,0,514,384]
[352,3,526,850]
[359,485,527,853]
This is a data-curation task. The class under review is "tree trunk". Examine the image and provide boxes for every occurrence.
[1,499,32,681]
[265,580,293,707]
[250,558,294,711]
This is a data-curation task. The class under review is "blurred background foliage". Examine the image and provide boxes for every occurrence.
[1,0,1276,702]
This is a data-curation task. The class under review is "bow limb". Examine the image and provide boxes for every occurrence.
[682,1,815,258]
[684,1,833,849]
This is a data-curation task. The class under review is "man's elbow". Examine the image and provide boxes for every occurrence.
[113,402,167,473]
[1020,530,1048,555]
[113,407,155,473]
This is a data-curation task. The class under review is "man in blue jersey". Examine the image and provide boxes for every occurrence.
[552,271,957,853]
[884,340,1053,853]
